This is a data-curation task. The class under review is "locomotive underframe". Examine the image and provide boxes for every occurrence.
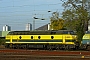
[5,43,76,50]
[80,44,90,50]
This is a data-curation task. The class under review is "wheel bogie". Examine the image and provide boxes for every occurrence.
[5,43,76,50]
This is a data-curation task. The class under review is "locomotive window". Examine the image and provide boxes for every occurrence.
[8,32,12,35]
[15,32,17,35]
[51,32,56,34]
[8,31,15,35]
[38,36,41,39]
[51,36,54,39]
[31,36,33,39]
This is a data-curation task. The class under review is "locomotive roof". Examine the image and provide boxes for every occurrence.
[7,30,75,35]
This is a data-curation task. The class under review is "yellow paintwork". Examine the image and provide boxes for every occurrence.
[5,34,76,44]
[6,35,74,40]
[83,34,90,39]
[10,36,12,43]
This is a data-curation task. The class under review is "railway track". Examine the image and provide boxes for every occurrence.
[0,49,90,55]
[0,49,90,60]
[0,54,90,60]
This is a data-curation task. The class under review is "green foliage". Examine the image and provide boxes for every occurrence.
[0,38,5,45]
[62,0,90,43]
[50,12,65,30]
[50,18,65,30]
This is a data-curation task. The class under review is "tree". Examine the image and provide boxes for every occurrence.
[50,12,65,30]
[0,38,5,45]
[61,0,90,43]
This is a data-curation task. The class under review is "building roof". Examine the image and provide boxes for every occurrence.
[35,24,49,30]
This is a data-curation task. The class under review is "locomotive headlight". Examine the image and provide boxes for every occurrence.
[87,42,89,44]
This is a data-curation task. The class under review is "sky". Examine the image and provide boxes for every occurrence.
[0,0,64,31]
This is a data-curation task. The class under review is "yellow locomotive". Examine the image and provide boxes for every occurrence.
[5,30,76,50]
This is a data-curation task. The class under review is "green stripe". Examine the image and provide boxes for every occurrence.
[6,39,75,42]
[6,39,63,42]
[12,40,63,42]
[5,40,10,42]
[65,40,75,42]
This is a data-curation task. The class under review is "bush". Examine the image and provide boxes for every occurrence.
[0,38,5,45]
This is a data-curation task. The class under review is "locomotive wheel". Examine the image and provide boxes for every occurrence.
[86,46,90,51]
[47,45,53,50]
[16,45,19,49]
[5,44,9,48]
[9,44,12,49]
[43,45,47,50]
[55,45,60,50]
[65,45,69,50]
